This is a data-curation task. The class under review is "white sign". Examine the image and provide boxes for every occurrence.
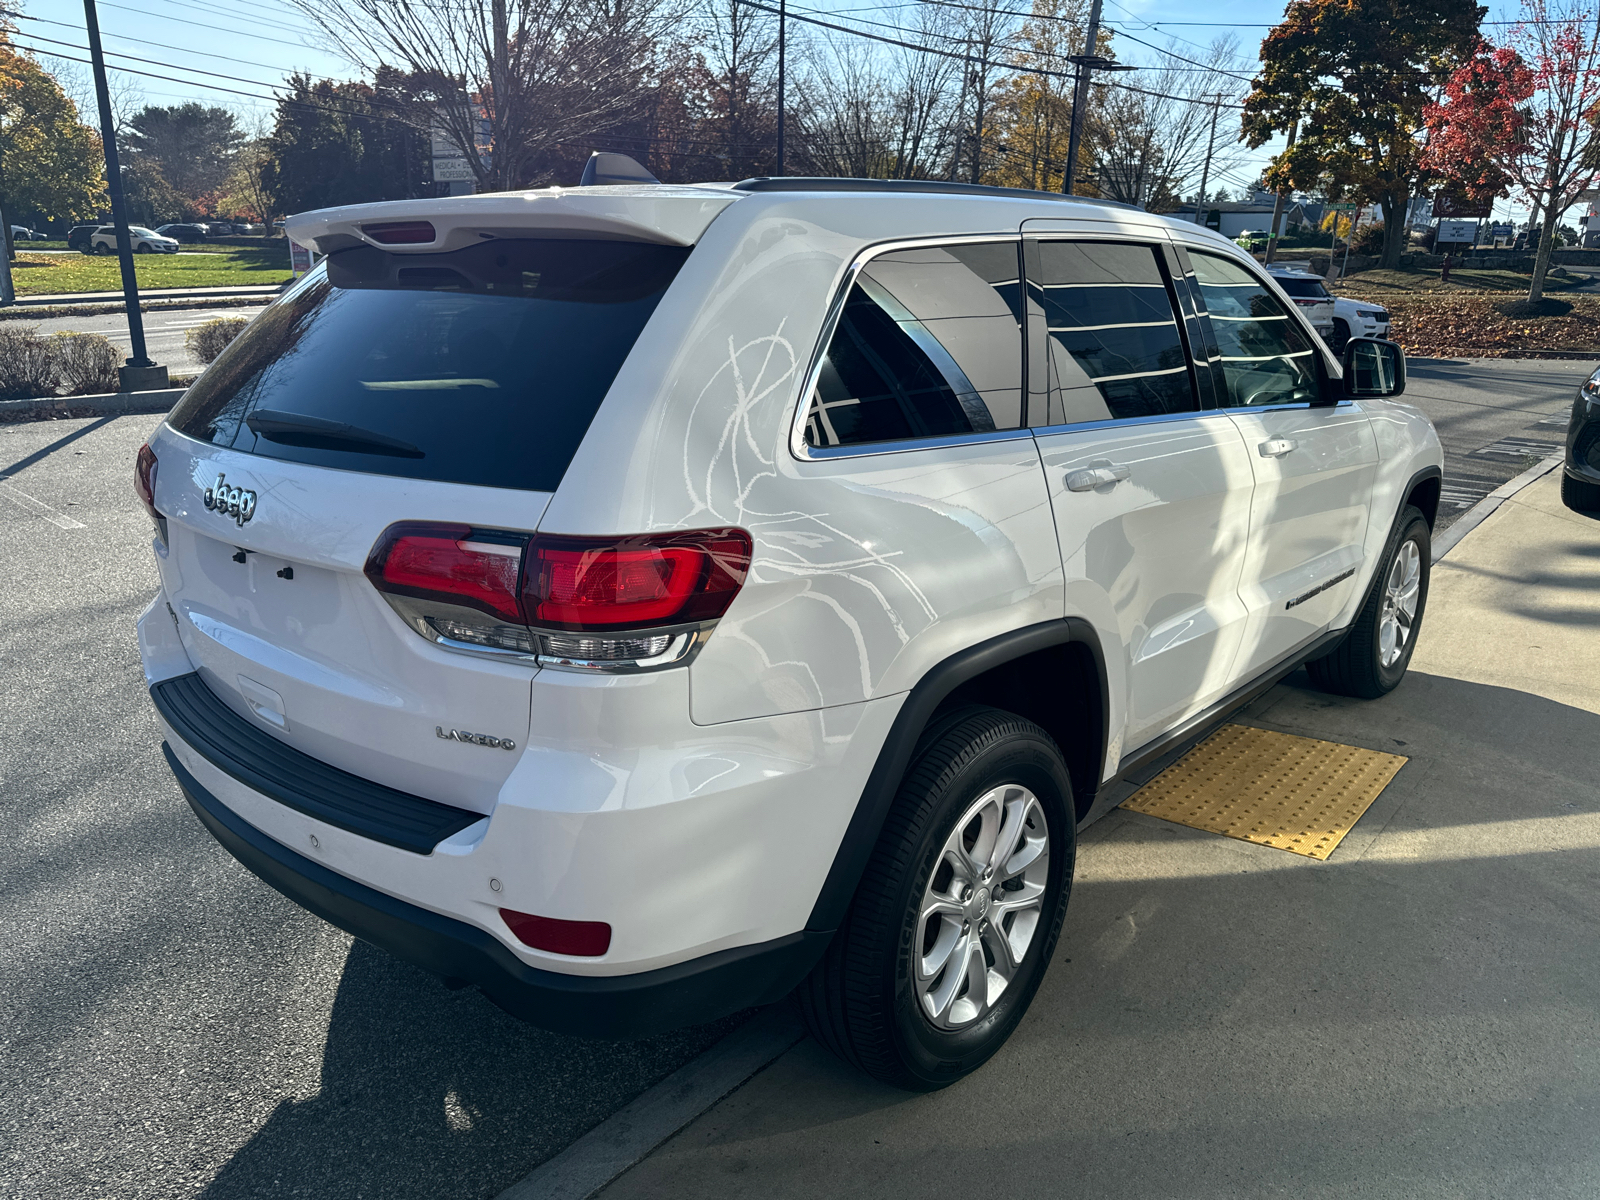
[1436,219,1478,245]
[432,158,476,182]
[289,239,315,278]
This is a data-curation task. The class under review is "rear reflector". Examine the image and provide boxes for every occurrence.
[499,908,612,956]
[363,221,436,245]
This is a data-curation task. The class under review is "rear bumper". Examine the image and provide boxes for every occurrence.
[165,743,829,1036]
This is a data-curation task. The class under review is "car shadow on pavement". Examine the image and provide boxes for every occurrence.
[197,941,746,1200]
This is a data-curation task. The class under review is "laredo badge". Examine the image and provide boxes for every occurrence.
[437,726,517,751]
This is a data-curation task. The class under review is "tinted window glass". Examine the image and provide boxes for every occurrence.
[803,242,1023,449]
[1191,252,1320,408]
[168,239,689,491]
[1032,241,1195,425]
[1274,276,1330,299]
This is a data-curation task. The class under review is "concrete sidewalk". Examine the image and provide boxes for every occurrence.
[598,473,1600,1200]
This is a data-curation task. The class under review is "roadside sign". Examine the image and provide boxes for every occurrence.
[289,239,315,279]
[1434,190,1492,218]
[1436,219,1478,245]
[1490,223,1514,239]
[1204,209,1221,231]
[1326,202,1358,211]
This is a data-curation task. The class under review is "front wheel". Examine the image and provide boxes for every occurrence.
[1560,471,1600,515]
[1307,505,1430,698]
[798,707,1075,1090]
[1330,318,1351,353]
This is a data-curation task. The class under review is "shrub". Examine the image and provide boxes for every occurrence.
[51,332,121,395]
[1351,221,1386,255]
[0,326,59,401]
[186,316,249,365]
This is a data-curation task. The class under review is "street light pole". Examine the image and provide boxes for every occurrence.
[776,0,785,175]
[83,0,165,390]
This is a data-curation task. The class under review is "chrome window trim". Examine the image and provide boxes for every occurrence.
[788,233,1025,463]
[1029,408,1237,438]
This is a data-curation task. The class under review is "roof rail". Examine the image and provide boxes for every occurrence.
[730,177,1140,210]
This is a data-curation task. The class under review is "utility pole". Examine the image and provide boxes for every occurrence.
[84,0,164,391]
[1264,121,1297,264]
[1061,0,1134,196]
[776,0,785,175]
[491,0,508,192]
[1192,92,1221,224]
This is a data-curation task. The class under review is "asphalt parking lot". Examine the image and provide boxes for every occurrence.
[0,354,1594,1199]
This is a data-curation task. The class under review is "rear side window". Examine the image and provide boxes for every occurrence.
[1191,252,1320,408]
[1031,241,1196,425]
[802,242,1024,450]
[168,239,689,492]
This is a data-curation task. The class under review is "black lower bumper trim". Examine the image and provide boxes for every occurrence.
[164,743,831,1037]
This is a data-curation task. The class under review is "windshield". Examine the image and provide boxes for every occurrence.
[130,227,158,238]
[167,238,690,492]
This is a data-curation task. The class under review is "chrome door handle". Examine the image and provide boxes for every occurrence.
[1258,438,1298,458]
[1065,464,1131,492]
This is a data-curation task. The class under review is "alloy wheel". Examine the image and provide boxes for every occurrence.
[913,784,1050,1030]
[1379,539,1421,668]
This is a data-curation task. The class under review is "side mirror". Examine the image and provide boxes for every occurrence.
[1343,337,1406,398]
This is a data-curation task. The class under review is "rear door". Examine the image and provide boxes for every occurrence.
[1179,245,1378,679]
[151,237,690,812]
[1025,233,1256,756]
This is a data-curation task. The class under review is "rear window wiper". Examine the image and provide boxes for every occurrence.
[244,409,424,458]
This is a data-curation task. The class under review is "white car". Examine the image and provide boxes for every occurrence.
[1265,264,1336,337]
[1330,295,1391,351]
[10,224,43,240]
[90,225,180,254]
[136,167,1441,1090]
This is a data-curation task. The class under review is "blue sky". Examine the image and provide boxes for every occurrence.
[17,0,1548,224]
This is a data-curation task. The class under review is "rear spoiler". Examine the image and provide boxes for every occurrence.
[284,186,741,256]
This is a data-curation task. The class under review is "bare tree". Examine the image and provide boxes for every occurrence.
[952,0,1021,182]
[697,0,781,177]
[287,0,688,189]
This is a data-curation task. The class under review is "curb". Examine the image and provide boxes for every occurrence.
[1432,455,1564,563]
[0,296,271,321]
[495,1004,806,1200]
[0,387,186,422]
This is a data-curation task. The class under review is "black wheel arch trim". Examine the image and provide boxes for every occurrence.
[804,617,1108,932]
[163,743,829,1037]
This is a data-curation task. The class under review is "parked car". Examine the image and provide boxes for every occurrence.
[136,170,1440,1091]
[67,224,101,252]
[1235,229,1271,252]
[1266,264,1337,337]
[1560,365,1600,514]
[91,225,179,254]
[157,223,208,244]
[206,221,235,236]
[1328,295,1391,352]
[10,224,44,240]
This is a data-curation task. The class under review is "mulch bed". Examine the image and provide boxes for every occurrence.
[1336,288,1600,358]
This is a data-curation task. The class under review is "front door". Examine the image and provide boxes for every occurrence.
[1180,247,1379,679]
[1025,236,1256,759]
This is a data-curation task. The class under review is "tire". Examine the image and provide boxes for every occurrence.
[1560,471,1600,514]
[136,243,151,253]
[797,706,1076,1090]
[1306,505,1430,699]
[1330,319,1351,354]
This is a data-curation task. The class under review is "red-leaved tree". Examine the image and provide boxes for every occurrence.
[1423,0,1600,302]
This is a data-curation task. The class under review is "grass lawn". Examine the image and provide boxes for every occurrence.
[11,247,292,295]
[1339,265,1589,295]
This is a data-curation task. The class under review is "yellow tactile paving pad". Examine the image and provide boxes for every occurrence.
[1120,724,1407,860]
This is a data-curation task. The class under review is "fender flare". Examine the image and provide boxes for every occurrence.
[805,617,1108,932]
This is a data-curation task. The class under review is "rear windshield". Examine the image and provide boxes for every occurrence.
[1274,276,1330,299]
[168,238,690,492]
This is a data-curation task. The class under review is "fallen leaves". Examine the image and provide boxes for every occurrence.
[1337,290,1600,357]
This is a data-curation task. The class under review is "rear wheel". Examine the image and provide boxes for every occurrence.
[1560,471,1600,514]
[798,707,1075,1090]
[1306,506,1430,698]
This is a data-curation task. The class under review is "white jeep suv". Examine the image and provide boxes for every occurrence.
[136,173,1441,1090]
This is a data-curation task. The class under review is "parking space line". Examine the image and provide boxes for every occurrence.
[0,480,87,529]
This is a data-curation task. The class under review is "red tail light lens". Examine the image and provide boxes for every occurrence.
[523,529,752,630]
[499,908,612,956]
[365,523,525,622]
[134,443,159,518]
[363,221,435,245]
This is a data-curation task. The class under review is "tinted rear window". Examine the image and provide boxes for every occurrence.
[168,239,690,492]
[1274,277,1330,299]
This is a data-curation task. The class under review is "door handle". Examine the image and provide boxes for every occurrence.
[1065,464,1131,492]
[1258,438,1298,458]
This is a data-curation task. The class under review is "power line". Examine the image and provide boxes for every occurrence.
[87,0,324,50]
[18,30,336,92]
[14,13,352,76]
[116,0,322,39]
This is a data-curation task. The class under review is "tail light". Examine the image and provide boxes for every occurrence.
[499,908,611,956]
[364,523,752,671]
[134,443,166,543]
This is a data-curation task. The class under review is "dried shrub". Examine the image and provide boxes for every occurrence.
[51,332,122,395]
[186,317,249,365]
[0,326,59,401]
